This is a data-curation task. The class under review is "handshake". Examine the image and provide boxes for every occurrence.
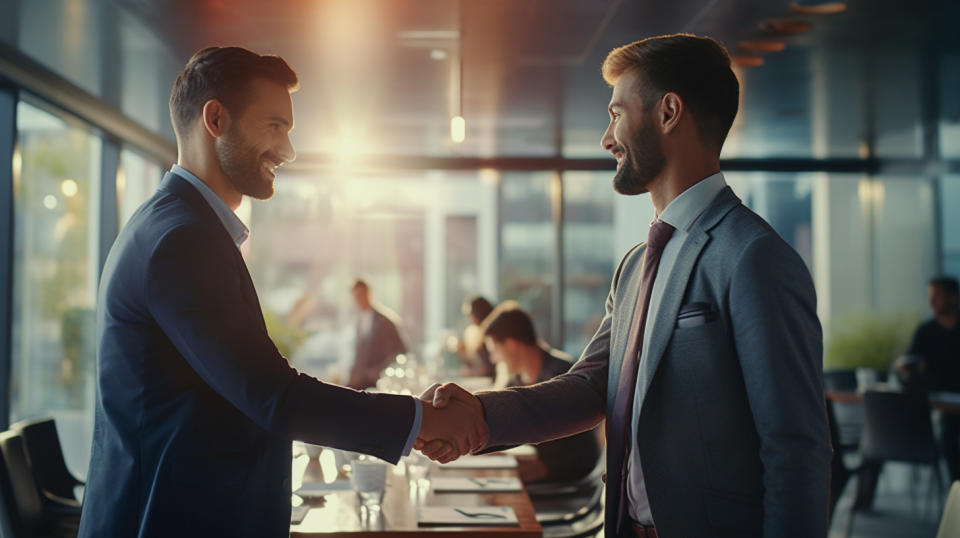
[413,383,489,463]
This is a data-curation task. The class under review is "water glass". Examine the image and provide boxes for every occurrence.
[350,455,387,510]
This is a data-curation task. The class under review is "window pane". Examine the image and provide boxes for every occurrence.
[12,101,101,478]
[563,171,614,355]
[118,148,163,227]
[499,172,556,344]
[942,175,960,277]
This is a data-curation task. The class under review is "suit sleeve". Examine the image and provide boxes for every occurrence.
[475,246,642,446]
[145,225,415,463]
[729,233,831,537]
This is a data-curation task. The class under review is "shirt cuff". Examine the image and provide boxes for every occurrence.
[401,397,423,457]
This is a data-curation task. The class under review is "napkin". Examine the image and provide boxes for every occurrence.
[437,455,518,469]
[431,476,523,493]
[418,506,519,526]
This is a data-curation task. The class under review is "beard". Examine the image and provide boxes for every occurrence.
[216,125,278,200]
[612,115,666,195]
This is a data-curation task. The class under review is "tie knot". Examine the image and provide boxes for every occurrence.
[647,220,675,251]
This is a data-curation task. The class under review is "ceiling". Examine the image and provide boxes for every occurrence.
[15,0,960,164]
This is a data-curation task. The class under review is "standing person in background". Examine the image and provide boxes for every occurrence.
[348,279,407,389]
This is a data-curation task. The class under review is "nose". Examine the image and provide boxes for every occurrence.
[601,122,615,151]
[278,134,296,164]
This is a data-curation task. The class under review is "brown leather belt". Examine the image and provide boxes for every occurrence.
[631,521,659,538]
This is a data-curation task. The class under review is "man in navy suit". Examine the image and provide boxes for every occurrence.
[78,47,485,538]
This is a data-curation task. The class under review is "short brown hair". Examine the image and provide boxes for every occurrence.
[602,34,739,152]
[482,301,538,347]
[169,46,299,138]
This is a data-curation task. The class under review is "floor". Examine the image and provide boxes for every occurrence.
[829,460,946,538]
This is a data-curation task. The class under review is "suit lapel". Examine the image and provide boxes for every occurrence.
[636,187,741,409]
[607,245,647,407]
[636,229,709,404]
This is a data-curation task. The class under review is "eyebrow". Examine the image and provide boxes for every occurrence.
[267,116,292,127]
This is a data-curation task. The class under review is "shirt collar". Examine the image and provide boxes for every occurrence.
[656,172,727,233]
[171,164,250,247]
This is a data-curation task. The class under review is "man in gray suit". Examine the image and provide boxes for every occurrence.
[418,34,830,538]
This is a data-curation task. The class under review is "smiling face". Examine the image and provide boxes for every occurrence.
[600,69,666,195]
[215,78,296,200]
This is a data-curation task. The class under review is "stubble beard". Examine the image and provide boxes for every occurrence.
[612,116,666,196]
[216,126,275,200]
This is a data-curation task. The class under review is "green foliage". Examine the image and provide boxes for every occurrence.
[262,308,306,360]
[825,313,920,371]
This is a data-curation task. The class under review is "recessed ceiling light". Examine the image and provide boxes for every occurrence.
[430,49,448,60]
[738,40,786,53]
[789,2,847,15]
[758,19,814,35]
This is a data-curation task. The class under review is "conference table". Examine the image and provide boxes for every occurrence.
[289,452,542,537]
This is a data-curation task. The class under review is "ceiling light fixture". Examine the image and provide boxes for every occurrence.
[789,2,847,15]
[738,40,786,53]
[732,56,765,68]
[758,19,814,35]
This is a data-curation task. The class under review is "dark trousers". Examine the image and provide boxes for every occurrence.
[940,413,960,481]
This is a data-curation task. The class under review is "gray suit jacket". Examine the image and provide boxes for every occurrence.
[477,187,830,537]
[349,306,407,389]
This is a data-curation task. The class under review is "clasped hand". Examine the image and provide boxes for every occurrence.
[414,383,488,463]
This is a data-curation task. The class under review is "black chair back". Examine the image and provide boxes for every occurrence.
[11,418,83,503]
[825,370,865,450]
[860,389,938,464]
[0,431,43,537]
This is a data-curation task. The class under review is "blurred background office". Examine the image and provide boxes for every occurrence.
[0,0,959,536]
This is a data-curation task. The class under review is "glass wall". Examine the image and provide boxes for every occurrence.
[244,170,498,384]
[11,101,102,477]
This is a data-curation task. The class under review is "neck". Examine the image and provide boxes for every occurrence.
[648,149,720,215]
[177,145,242,211]
[518,345,544,385]
[936,310,958,330]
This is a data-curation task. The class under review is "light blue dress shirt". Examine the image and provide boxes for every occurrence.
[626,172,728,524]
[169,165,423,456]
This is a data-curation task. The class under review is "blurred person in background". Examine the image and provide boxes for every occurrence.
[348,279,407,389]
[457,295,496,377]
[482,301,601,483]
[895,275,960,480]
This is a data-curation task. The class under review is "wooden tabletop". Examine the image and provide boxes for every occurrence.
[825,389,960,414]
[290,457,542,538]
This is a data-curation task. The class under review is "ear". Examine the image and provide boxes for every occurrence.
[659,92,684,135]
[201,99,230,138]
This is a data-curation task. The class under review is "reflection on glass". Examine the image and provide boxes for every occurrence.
[12,101,101,478]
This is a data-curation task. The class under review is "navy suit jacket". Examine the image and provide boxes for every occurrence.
[478,187,830,537]
[78,173,416,538]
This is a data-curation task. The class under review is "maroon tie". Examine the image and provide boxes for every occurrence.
[609,219,675,530]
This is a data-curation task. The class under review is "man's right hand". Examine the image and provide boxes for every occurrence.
[415,383,488,463]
